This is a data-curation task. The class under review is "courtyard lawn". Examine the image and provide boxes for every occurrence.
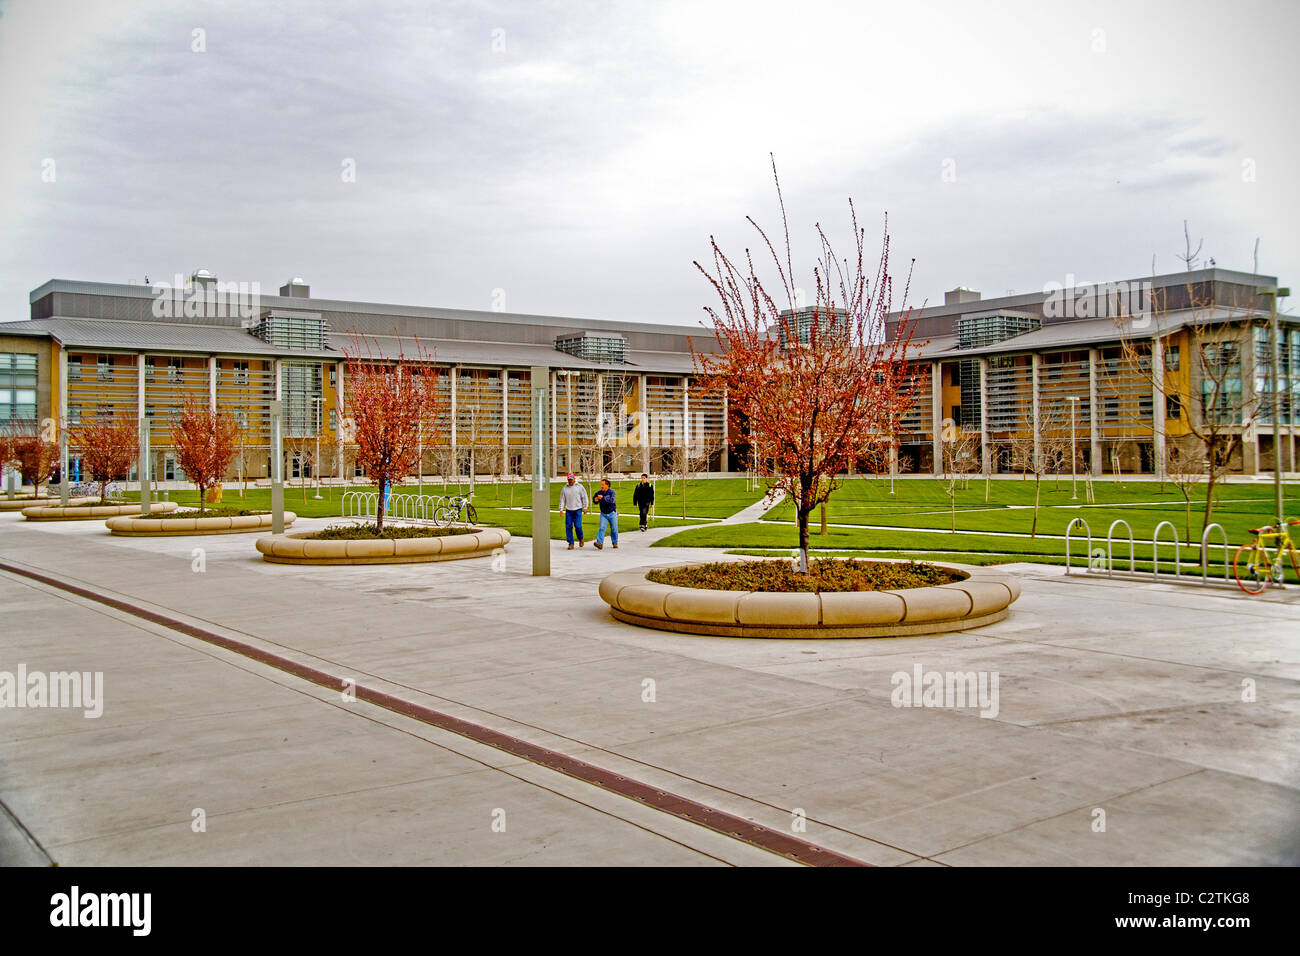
[757,476,1299,543]
[655,477,1300,582]
[119,479,731,540]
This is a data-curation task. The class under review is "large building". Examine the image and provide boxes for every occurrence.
[896,268,1297,477]
[0,273,729,483]
[0,266,1294,484]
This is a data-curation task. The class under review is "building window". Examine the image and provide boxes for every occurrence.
[329,365,337,389]
[0,352,39,423]
[328,408,337,432]
[97,355,113,381]
[68,404,82,425]
[168,358,183,383]
[1166,345,1180,372]
[68,356,82,381]
[1167,395,1182,419]
[233,360,250,385]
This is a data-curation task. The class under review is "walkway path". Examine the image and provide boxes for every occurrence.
[1,512,1297,865]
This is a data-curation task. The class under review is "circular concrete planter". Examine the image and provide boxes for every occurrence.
[255,527,510,565]
[22,501,178,521]
[0,495,56,512]
[106,511,296,536]
[598,562,1021,638]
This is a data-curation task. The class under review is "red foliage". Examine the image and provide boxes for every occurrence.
[7,422,57,491]
[693,157,925,570]
[73,416,138,500]
[169,394,239,513]
[343,336,441,531]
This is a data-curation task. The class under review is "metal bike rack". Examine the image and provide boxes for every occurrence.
[339,490,453,527]
[1150,521,1181,580]
[1200,523,1230,584]
[1106,519,1135,575]
[1064,516,1092,575]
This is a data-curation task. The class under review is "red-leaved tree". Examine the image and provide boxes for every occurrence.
[694,158,923,572]
[344,337,441,532]
[10,424,57,494]
[169,395,239,514]
[74,416,139,502]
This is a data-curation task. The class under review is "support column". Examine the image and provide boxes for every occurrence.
[979,356,991,475]
[58,348,68,505]
[682,376,691,465]
[1030,353,1042,472]
[1151,336,1166,478]
[208,356,217,410]
[639,372,649,474]
[502,369,510,477]
[530,366,550,576]
[449,364,458,476]
[550,370,558,475]
[1088,348,1102,476]
[930,360,943,476]
[270,399,284,533]
[720,386,729,473]
[137,356,149,513]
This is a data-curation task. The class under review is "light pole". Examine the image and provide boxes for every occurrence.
[1067,396,1080,500]
[312,396,323,499]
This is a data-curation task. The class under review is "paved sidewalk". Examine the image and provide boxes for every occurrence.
[1,512,1298,865]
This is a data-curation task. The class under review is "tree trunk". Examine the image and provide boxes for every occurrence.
[797,507,810,573]
[1030,474,1041,538]
[198,485,206,515]
[376,481,387,533]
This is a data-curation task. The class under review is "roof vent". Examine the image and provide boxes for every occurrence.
[945,287,981,305]
[191,269,217,291]
[279,277,310,298]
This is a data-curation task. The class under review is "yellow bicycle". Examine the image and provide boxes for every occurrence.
[1233,519,1300,594]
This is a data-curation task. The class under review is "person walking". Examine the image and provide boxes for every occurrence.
[592,478,618,549]
[559,472,588,549]
[632,473,654,532]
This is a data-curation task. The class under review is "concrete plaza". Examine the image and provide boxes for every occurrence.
[1,509,1297,866]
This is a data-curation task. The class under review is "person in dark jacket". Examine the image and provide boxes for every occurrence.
[592,478,618,549]
[632,474,655,531]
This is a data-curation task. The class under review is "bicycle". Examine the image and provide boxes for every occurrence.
[1233,519,1300,594]
[437,494,479,527]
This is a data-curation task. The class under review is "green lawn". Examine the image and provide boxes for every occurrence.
[121,475,1300,577]
[757,476,1298,543]
[653,476,1300,581]
[122,477,751,541]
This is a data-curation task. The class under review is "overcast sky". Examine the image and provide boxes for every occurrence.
[1,0,1296,327]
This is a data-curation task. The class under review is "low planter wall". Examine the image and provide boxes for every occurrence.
[598,562,1021,638]
[0,495,57,512]
[106,511,296,536]
[255,527,510,565]
[22,501,178,521]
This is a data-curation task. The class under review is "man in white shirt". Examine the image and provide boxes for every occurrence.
[558,472,589,549]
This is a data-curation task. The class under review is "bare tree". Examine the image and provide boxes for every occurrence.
[1009,403,1074,538]
[940,428,982,533]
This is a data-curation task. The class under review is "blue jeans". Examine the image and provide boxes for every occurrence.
[597,511,618,545]
[565,509,584,544]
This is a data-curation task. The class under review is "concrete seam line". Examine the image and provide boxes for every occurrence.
[0,560,870,868]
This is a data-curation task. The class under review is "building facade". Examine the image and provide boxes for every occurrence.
[0,274,729,483]
[0,267,1293,485]
[893,268,1297,478]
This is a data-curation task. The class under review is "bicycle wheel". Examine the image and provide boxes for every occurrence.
[465,503,479,526]
[1233,543,1270,594]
